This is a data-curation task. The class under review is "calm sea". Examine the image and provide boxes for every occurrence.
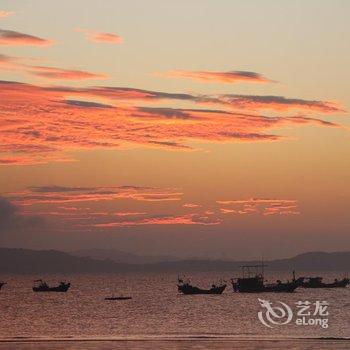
[0,271,349,349]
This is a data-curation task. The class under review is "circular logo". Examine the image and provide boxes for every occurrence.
[258,298,293,328]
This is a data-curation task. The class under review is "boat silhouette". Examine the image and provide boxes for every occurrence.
[105,296,132,300]
[302,276,349,288]
[177,278,226,295]
[33,279,70,292]
[231,265,303,293]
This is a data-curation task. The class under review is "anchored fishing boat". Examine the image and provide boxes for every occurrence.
[231,264,303,293]
[33,279,71,292]
[177,278,226,295]
[302,277,349,289]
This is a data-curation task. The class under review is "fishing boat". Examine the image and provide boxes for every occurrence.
[0,282,6,290]
[105,296,132,300]
[33,279,71,292]
[177,278,226,295]
[231,265,303,293]
[302,277,349,289]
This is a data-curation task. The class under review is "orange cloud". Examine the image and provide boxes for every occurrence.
[162,70,273,83]
[78,29,123,44]
[94,213,221,227]
[182,203,201,208]
[218,95,344,113]
[2,190,300,231]
[0,156,32,165]
[29,66,107,80]
[0,10,13,18]
[0,29,52,46]
[217,198,299,216]
[0,54,107,80]
[0,80,344,165]
[8,185,182,205]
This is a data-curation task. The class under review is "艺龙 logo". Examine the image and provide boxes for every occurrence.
[258,298,293,328]
[258,299,329,329]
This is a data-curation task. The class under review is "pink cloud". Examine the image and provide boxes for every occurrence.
[217,95,344,114]
[161,70,273,84]
[29,66,107,80]
[8,185,182,205]
[0,54,107,80]
[94,213,221,227]
[78,29,123,44]
[0,10,14,18]
[0,80,344,165]
[182,203,201,208]
[0,29,52,46]
[217,198,299,216]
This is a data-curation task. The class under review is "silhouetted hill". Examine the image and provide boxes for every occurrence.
[144,251,350,271]
[71,248,179,264]
[0,248,135,273]
[0,248,349,273]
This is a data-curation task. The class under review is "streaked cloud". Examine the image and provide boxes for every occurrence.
[78,28,123,44]
[161,70,273,83]
[182,203,201,208]
[217,198,299,216]
[0,29,52,46]
[94,213,221,227]
[0,54,107,80]
[8,185,182,205]
[0,10,13,18]
[2,191,299,231]
[0,80,344,165]
[43,84,344,114]
[218,95,344,113]
[29,66,107,80]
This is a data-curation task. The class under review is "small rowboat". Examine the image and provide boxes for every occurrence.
[105,296,132,300]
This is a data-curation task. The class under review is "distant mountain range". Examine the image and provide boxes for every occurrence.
[71,248,179,264]
[0,248,349,273]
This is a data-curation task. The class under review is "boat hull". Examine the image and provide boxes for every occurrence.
[302,278,349,289]
[178,284,226,295]
[105,297,132,300]
[232,278,304,293]
[33,284,70,292]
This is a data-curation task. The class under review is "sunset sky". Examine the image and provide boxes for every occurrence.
[0,1,349,259]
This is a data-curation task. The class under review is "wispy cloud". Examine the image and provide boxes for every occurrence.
[77,28,123,44]
[94,213,221,227]
[8,185,182,205]
[161,70,273,84]
[0,10,14,18]
[2,191,299,231]
[182,203,201,208]
[0,80,344,165]
[217,198,299,216]
[29,66,107,80]
[218,95,344,113]
[0,54,107,80]
[0,29,52,46]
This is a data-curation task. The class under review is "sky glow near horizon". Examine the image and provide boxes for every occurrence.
[0,0,349,259]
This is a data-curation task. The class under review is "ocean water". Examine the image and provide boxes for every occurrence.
[0,271,349,349]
